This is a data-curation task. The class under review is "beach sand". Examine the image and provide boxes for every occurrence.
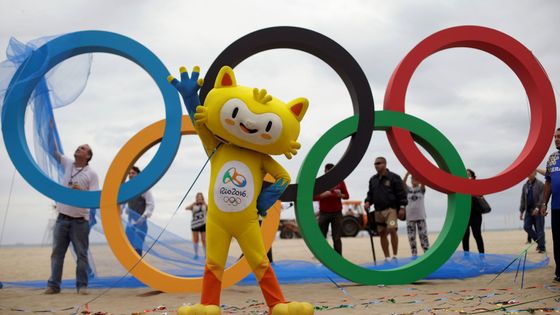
[0,229,558,314]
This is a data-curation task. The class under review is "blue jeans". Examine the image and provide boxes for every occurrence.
[47,214,90,290]
[524,211,545,251]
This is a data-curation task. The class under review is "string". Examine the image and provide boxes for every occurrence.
[70,143,221,314]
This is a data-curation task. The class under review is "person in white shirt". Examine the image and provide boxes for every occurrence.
[185,192,207,259]
[124,166,155,257]
[45,143,99,295]
[403,172,430,257]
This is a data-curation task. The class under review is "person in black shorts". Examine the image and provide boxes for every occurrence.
[186,192,207,259]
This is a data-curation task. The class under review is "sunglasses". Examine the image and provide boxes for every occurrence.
[374,162,385,165]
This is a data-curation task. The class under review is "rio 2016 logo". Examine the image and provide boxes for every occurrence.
[214,162,253,213]
[223,167,247,188]
[1,25,555,292]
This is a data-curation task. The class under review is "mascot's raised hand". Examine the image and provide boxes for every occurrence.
[168,66,203,114]
[169,66,313,315]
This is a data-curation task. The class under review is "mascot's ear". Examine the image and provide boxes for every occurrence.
[214,66,237,88]
[287,98,309,122]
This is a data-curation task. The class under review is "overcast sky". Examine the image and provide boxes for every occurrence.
[0,0,559,245]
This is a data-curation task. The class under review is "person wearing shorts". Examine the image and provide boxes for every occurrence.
[186,192,207,259]
[364,157,407,261]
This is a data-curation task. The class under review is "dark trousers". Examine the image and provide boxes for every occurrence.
[48,214,90,290]
[524,212,545,251]
[552,211,560,277]
[318,212,343,255]
[462,211,485,253]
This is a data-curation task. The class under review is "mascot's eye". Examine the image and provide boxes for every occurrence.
[265,121,272,132]
[232,107,239,118]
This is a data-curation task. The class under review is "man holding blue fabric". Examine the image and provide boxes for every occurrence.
[543,128,560,282]
[44,142,99,295]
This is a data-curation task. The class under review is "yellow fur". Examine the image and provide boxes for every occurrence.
[182,66,313,314]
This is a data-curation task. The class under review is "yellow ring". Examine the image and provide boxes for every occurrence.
[100,115,281,292]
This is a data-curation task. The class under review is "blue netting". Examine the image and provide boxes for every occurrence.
[0,36,93,182]
[239,252,549,285]
[89,210,238,272]
[0,35,98,275]
[2,251,548,288]
[0,35,237,284]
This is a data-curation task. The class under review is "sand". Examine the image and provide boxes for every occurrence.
[0,229,558,314]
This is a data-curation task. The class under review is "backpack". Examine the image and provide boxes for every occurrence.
[477,196,491,214]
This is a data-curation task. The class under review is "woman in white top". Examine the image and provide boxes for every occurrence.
[403,172,430,257]
[185,192,207,259]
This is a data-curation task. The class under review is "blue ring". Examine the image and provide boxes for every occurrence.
[1,31,182,208]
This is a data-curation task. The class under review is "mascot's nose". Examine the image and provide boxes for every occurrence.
[244,120,256,129]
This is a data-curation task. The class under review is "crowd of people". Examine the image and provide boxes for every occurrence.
[42,128,560,294]
[42,135,211,294]
[314,152,555,267]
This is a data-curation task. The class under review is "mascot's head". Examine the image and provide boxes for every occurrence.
[203,66,308,159]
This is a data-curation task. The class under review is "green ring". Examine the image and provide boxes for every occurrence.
[295,110,471,285]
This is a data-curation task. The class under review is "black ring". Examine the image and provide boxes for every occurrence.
[200,26,375,201]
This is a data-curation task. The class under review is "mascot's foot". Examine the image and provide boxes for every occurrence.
[177,304,221,315]
[271,301,314,315]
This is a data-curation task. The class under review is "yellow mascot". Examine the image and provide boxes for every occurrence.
[169,66,314,314]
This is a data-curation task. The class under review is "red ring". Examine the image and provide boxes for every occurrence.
[384,25,556,195]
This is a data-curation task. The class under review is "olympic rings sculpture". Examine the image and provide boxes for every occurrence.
[2,31,183,207]
[1,26,556,291]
